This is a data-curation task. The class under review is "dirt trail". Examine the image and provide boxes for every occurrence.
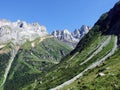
[80,36,111,65]
[69,52,79,61]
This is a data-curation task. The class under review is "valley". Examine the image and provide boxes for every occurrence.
[23,2,120,90]
[0,1,120,90]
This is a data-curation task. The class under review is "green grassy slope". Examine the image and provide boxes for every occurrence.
[24,1,120,90]
[0,42,15,86]
[30,35,116,90]
[3,36,72,90]
[0,53,11,85]
[62,47,120,90]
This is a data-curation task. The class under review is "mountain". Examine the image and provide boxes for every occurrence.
[0,20,72,90]
[1,1,120,90]
[20,1,120,90]
[0,19,48,45]
[51,25,91,48]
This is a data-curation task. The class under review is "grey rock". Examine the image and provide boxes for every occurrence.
[51,25,91,48]
[0,19,48,45]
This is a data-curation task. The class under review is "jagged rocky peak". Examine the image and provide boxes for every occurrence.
[80,25,91,34]
[72,25,91,39]
[72,29,81,39]
[0,19,48,45]
[15,20,28,28]
[51,25,91,48]
[52,29,71,37]
[52,29,74,41]
[63,29,71,35]
[13,20,47,32]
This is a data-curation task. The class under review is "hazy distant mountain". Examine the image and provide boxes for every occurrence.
[51,25,91,48]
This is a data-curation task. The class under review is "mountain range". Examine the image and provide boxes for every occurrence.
[51,25,91,48]
[0,1,120,90]
[0,19,89,48]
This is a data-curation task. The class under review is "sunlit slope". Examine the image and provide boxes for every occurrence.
[62,44,120,90]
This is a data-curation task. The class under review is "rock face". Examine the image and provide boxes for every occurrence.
[51,25,91,48]
[0,19,90,48]
[0,19,48,45]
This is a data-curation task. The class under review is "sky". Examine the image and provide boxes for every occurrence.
[0,0,119,33]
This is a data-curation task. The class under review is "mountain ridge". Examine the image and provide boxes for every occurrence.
[0,19,48,45]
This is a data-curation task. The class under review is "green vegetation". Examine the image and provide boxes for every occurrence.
[0,42,14,86]
[1,1,120,90]
[20,31,101,89]
[62,47,120,90]
[3,37,72,90]
[30,2,120,89]
[26,23,107,89]
[0,52,11,85]
[31,35,115,90]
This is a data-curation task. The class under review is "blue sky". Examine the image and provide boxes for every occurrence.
[0,0,119,33]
